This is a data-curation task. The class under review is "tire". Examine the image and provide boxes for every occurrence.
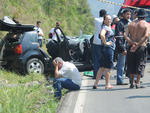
[26,58,44,74]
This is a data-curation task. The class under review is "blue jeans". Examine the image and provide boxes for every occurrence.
[53,78,80,98]
[92,44,103,78]
[117,53,126,84]
[38,39,42,47]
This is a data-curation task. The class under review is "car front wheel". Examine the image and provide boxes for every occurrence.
[26,58,44,74]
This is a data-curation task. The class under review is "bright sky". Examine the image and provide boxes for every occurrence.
[87,0,124,17]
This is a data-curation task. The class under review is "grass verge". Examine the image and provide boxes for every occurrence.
[0,69,58,113]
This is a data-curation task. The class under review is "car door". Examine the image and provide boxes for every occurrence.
[0,38,6,67]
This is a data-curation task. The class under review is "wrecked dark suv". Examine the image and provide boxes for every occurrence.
[0,17,93,75]
[0,17,53,74]
[46,27,93,71]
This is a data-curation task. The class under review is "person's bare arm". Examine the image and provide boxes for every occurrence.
[124,26,134,45]
[38,33,44,37]
[38,29,44,37]
[100,29,112,45]
[53,60,62,78]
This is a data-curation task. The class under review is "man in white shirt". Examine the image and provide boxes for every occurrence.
[92,9,107,79]
[53,57,81,99]
[34,21,44,47]
[49,22,62,41]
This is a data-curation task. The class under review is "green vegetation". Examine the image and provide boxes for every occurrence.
[0,69,58,113]
[0,0,94,37]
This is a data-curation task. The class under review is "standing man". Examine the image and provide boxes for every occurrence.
[92,9,107,79]
[34,21,44,47]
[49,22,62,41]
[115,9,131,85]
[132,9,138,21]
[124,9,149,88]
[53,57,81,99]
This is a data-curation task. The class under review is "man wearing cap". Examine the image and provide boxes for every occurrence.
[115,8,131,85]
[124,9,150,88]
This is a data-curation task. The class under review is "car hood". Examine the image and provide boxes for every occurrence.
[0,17,34,32]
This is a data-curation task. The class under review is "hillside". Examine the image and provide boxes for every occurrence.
[0,0,94,37]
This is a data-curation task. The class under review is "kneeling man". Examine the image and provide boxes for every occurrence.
[53,57,81,99]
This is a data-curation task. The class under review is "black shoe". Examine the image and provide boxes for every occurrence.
[135,84,145,89]
[117,83,128,85]
[93,85,97,89]
[129,84,134,88]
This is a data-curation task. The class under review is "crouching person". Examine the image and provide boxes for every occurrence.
[53,57,81,100]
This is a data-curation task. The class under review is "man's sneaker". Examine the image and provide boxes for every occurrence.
[129,84,134,88]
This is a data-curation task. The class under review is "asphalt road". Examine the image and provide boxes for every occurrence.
[57,61,150,113]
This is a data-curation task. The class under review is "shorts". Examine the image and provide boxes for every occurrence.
[100,46,114,69]
[126,46,147,77]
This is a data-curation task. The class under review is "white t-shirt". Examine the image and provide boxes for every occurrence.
[49,28,62,41]
[34,26,44,40]
[93,17,103,45]
[59,61,81,86]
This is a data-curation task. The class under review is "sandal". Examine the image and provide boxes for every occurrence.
[105,85,113,89]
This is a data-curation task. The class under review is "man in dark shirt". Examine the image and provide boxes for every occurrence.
[115,8,131,85]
